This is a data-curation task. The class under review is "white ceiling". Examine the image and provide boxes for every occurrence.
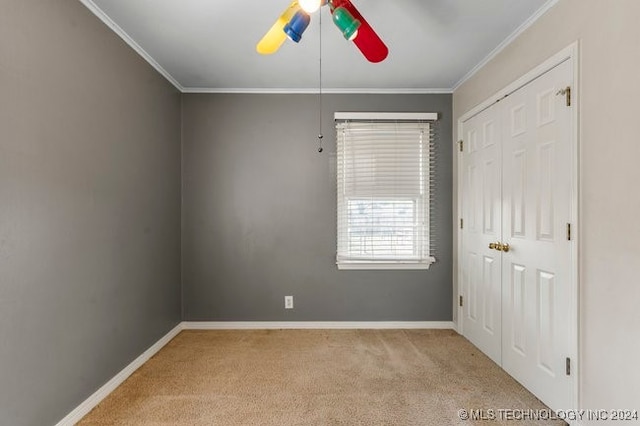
[82,0,555,92]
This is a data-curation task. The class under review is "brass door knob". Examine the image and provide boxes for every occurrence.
[497,243,510,253]
[489,242,511,252]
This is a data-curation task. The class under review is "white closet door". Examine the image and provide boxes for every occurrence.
[500,59,573,410]
[461,106,502,364]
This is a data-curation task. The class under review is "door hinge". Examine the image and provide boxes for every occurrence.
[556,86,572,107]
[566,357,571,376]
[460,218,464,229]
[459,295,463,307]
[458,140,464,152]
[567,223,572,241]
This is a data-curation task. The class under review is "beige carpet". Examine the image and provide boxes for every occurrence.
[79,329,565,425]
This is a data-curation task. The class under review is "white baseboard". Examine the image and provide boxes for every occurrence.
[56,320,453,424]
[55,323,183,426]
[183,321,455,330]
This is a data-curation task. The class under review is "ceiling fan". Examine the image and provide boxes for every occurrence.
[256,0,389,63]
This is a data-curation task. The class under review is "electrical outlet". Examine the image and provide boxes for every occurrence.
[284,295,294,309]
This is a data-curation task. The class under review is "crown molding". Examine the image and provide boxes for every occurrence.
[79,0,184,92]
[452,0,561,92]
[181,87,453,95]
[78,0,450,95]
[81,0,557,96]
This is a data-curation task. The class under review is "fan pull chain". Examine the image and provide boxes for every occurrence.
[317,6,324,153]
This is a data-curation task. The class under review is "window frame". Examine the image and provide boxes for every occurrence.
[335,112,437,270]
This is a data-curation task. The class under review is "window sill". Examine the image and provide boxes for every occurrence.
[337,257,436,271]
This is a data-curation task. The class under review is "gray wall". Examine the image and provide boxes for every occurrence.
[182,94,452,321]
[0,1,182,425]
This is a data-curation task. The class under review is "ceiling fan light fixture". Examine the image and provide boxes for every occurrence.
[331,6,361,41]
[284,10,311,43]
[299,0,323,14]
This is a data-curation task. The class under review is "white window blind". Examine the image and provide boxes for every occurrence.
[336,114,436,270]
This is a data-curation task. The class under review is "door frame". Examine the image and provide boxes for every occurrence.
[455,42,580,409]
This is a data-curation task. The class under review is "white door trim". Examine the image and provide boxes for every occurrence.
[455,42,579,410]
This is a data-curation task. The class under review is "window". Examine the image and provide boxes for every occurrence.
[335,112,437,270]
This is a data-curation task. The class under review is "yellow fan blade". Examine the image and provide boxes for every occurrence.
[256,1,301,54]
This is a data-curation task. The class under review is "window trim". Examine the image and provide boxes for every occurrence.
[335,112,438,271]
[337,261,434,271]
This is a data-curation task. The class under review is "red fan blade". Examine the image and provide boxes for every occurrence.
[333,0,388,63]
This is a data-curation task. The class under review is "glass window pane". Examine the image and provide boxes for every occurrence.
[346,199,418,258]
